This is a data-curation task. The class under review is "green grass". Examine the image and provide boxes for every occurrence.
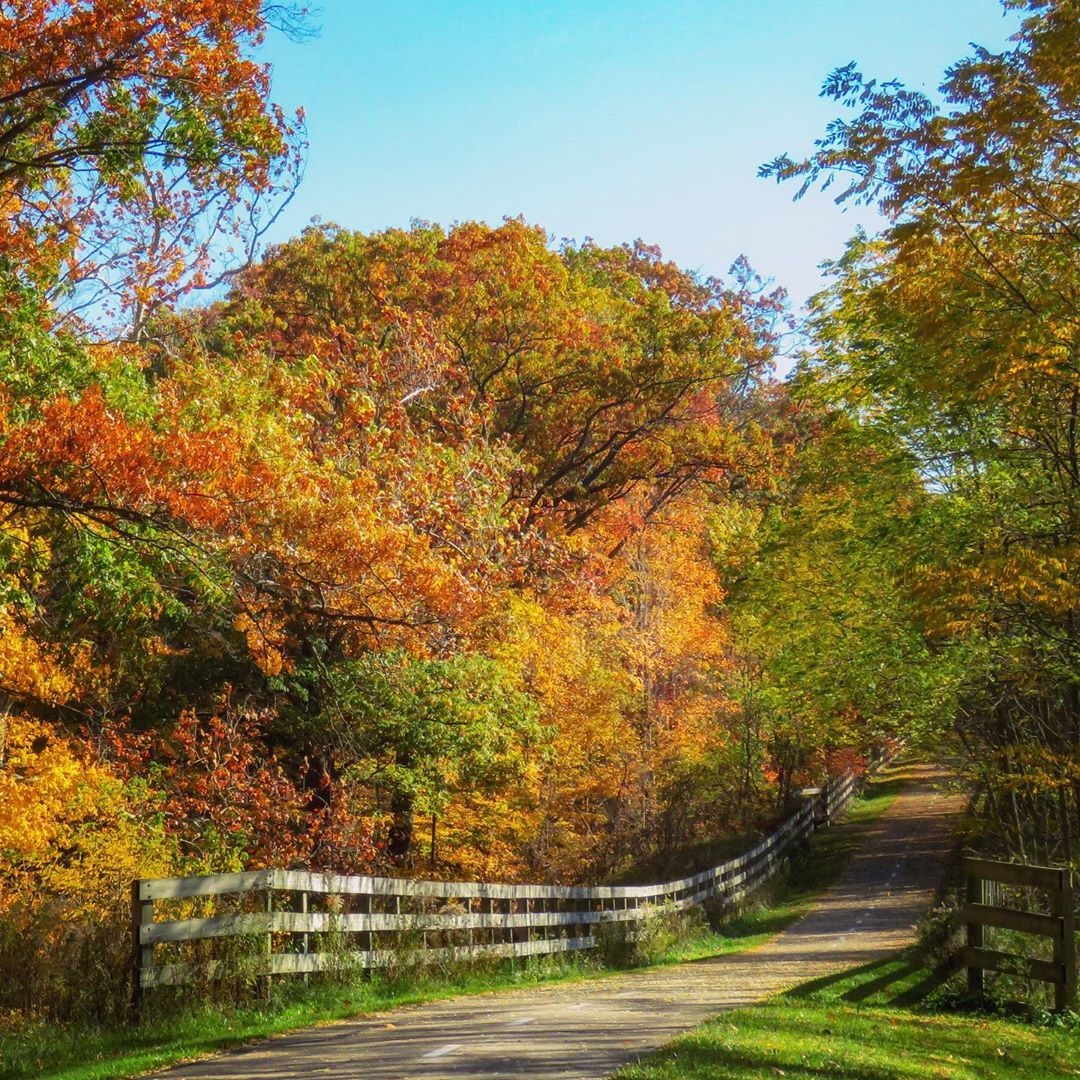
[0,773,903,1080]
[617,947,1080,1079]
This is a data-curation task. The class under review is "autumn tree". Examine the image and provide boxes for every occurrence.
[0,0,306,334]
[213,220,783,534]
[173,218,791,871]
[766,0,1080,864]
[717,400,952,803]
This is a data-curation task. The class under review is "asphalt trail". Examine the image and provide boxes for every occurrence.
[154,763,963,1080]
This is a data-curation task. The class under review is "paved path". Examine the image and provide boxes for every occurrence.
[155,763,963,1080]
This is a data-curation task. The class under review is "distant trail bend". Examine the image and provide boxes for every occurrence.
[155,763,964,1080]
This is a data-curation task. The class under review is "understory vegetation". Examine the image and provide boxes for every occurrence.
[1,0,1078,1048]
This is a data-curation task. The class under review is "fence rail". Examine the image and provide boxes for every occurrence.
[963,856,1077,1011]
[132,770,864,1001]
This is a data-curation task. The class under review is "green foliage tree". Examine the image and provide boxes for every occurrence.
[717,407,951,802]
[766,0,1080,864]
[320,651,542,869]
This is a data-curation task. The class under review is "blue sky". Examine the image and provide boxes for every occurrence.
[262,2,1019,315]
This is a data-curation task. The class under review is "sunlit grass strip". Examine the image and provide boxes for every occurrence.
[617,954,1080,1080]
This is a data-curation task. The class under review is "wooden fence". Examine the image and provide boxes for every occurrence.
[132,771,862,1003]
[963,856,1077,1011]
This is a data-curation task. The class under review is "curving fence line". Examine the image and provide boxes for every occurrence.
[132,770,864,1002]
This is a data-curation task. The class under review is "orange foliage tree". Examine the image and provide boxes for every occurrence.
[0,0,305,334]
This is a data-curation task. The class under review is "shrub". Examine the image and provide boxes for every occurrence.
[594,901,706,969]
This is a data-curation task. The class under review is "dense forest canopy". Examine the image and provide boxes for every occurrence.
[0,0,1076,1023]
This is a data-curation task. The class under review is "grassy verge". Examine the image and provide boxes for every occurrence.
[1,957,599,1080]
[0,772,903,1080]
[616,952,1080,1080]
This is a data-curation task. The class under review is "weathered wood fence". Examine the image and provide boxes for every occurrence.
[132,771,862,1003]
[963,856,1077,1011]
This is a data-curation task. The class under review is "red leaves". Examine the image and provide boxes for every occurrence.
[105,705,386,873]
[0,383,268,532]
[108,707,315,870]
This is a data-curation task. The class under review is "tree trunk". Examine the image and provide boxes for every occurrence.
[387,787,415,867]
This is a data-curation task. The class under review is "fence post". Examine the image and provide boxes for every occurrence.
[262,885,274,998]
[358,891,372,964]
[480,895,492,946]
[965,865,985,996]
[130,879,154,1020]
[1051,867,1076,1011]
[299,889,310,983]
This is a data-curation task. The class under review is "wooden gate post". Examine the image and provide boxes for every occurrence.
[1051,867,1076,1011]
[130,879,154,1020]
[965,867,985,996]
